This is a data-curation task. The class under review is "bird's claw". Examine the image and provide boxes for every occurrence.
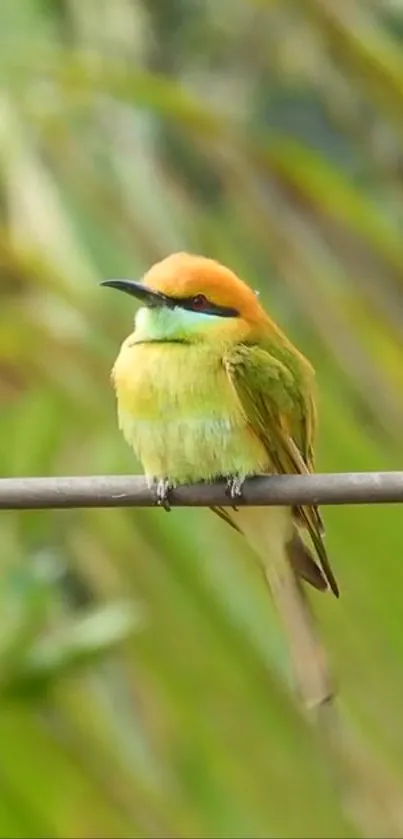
[155,478,173,512]
[225,475,245,511]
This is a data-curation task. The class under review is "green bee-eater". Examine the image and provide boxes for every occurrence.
[102,253,338,709]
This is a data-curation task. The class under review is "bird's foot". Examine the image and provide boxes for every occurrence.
[225,474,246,511]
[154,478,174,512]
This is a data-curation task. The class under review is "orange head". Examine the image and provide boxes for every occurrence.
[101,252,270,344]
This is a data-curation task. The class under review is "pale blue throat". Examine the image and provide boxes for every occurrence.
[133,305,223,343]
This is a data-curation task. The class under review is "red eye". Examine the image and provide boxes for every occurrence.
[192,294,207,310]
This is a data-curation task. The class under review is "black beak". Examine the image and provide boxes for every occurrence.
[100,278,171,308]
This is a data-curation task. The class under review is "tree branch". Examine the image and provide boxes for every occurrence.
[1,472,403,510]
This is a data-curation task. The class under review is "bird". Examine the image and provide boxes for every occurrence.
[102,252,338,709]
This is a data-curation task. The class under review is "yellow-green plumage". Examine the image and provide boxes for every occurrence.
[106,252,338,605]
[105,253,338,710]
[113,338,270,485]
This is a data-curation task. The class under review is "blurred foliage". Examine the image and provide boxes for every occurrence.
[2,0,403,836]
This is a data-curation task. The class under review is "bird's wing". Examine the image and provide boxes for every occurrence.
[211,505,242,533]
[223,343,338,597]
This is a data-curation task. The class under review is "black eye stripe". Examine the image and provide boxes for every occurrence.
[166,295,239,318]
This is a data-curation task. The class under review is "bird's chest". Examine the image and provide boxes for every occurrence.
[113,340,268,481]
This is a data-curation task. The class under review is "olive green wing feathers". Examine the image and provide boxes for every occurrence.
[223,343,339,597]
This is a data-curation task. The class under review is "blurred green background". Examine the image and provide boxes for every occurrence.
[2,0,403,836]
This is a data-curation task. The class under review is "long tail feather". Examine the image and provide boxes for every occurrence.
[232,506,334,711]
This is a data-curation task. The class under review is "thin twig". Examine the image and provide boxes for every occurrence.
[0,472,403,510]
